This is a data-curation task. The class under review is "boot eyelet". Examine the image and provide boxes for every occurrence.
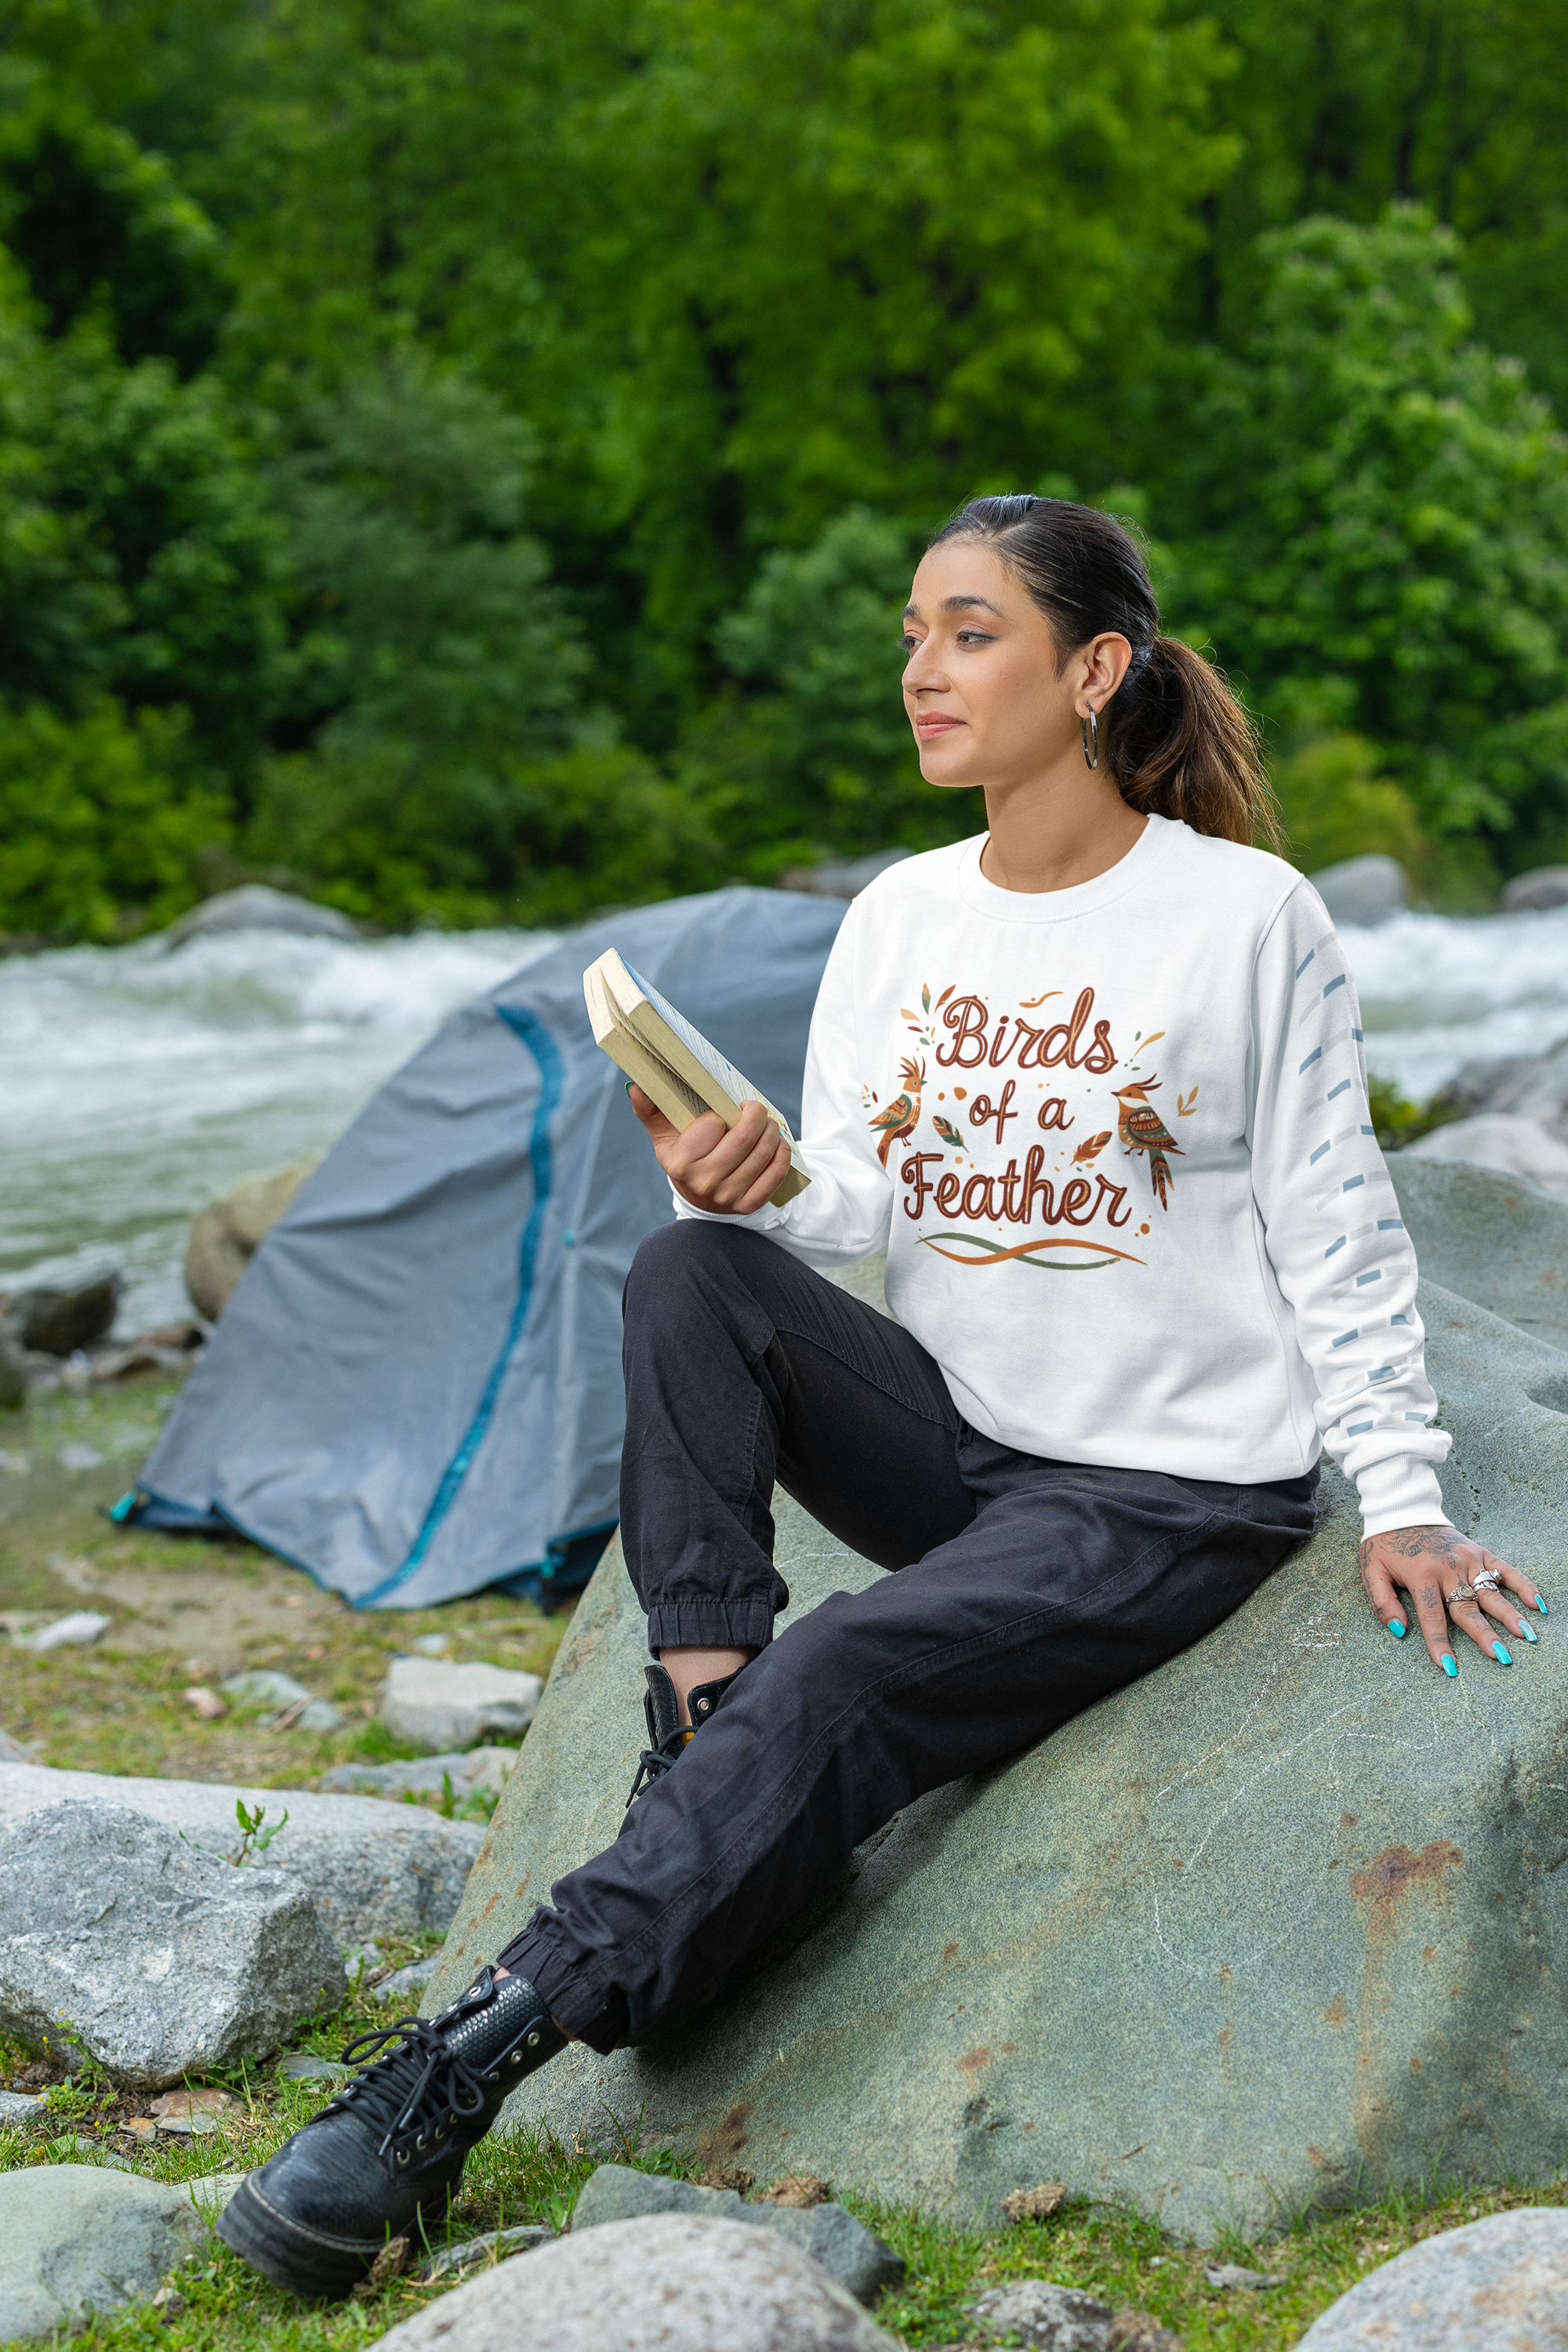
[416,2134,427,2151]
[526,2031,539,2048]
[396,2149,411,2166]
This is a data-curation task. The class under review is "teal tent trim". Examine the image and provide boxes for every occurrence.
[358,1004,565,1607]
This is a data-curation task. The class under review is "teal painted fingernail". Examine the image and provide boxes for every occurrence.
[1538,1596,1549,1614]
[1442,1654,1458,1677]
[1516,1619,1537,1643]
[1388,1618,1406,1638]
[623,1079,634,1094]
[1493,1642,1512,1666]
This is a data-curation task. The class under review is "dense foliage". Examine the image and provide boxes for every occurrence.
[0,0,1563,939]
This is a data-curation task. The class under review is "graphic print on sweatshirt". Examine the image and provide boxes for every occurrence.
[868,977,1199,1272]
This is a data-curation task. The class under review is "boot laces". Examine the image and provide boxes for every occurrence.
[626,1722,691,1805]
[326,2013,493,2161]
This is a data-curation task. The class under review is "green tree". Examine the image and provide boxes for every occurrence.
[1165,208,1568,869]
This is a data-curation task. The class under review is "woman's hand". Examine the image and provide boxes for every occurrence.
[626,1082,793,1216]
[1359,1523,1546,1675]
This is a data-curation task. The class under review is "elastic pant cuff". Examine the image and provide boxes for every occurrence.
[493,1918,625,2056]
[644,1595,777,1656]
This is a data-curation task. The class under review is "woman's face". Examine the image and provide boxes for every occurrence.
[901,538,1126,793]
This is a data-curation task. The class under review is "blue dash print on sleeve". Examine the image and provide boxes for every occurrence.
[1343,1174,1365,1192]
[1310,1139,1330,1164]
[1323,974,1347,998]
[1295,949,1316,978]
[1333,1328,1359,1347]
[1356,1269,1382,1286]
[1325,1234,1347,1258]
[1352,1026,1364,1041]
[1391,1312,1412,1326]
[1299,1047,1323,1074]
[1377,1218,1404,1231]
[1369,1366,1395,1381]
[1347,1418,1374,1436]
[1327,1079,1351,1101]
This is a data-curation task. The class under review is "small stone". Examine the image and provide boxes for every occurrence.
[416,2225,554,2282]
[381,1658,543,1754]
[1107,2318,1185,2352]
[15,1276,121,1357]
[411,1633,451,1657]
[278,2053,350,2082]
[1296,2209,1568,2348]
[321,1747,517,1800]
[569,2164,902,2307]
[220,1669,310,1713]
[183,1688,227,1720]
[293,1698,346,1732]
[375,1956,442,2003]
[150,2087,237,2125]
[149,2287,187,2319]
[971,2279,1114,2350]
[762,2174,829,2208]
[1500,866,1568,914]
[122,2117,158,2140]
[1202,2263,1285,2291]
[1002,2182,1069,2223]
[0,2089,44,2122]
[344,1942,384,1978]
[361,2213,899,2352]
[0,2164,205,2340]
[14,1610,111,1650]
[0,1727,41,1765]
[57,1445,107,1472]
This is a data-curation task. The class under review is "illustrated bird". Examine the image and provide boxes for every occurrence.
[867,1058,925,1167]
[1112,1078,1184,1208]
[933,1114,965,1150]
[1071,1129,1112,1165]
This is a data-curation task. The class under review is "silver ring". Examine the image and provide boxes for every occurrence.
[1446,1581,1477,1608]
[1473,1568,1503,1593]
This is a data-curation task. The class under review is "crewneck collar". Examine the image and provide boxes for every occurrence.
[955,812,1172,924]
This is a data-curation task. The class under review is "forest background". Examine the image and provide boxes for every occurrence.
[1,0,1566,943]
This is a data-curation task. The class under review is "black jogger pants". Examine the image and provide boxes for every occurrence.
[496,1220,1317,2049]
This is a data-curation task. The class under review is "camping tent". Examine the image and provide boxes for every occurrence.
[125,887,848,1609]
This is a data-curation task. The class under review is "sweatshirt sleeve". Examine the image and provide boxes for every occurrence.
[1249,878,1452,1538]
[672,897,895,1268]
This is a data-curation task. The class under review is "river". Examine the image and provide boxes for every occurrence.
[3,902,1567,1337]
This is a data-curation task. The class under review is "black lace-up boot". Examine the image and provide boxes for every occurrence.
[218,1967,564,2300]
[625,1661,738,1803]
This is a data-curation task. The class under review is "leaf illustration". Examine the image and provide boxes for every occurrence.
[899,1007,916,1020]
[1177,1085,1200,1117]
[936,984,955,1009]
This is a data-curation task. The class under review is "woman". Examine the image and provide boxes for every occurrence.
[221,495,1546,2299]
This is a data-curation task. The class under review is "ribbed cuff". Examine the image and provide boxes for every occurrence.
[492,1915,626,2056]
[1356,1452,1451,1540]
[644,1593,778,1656]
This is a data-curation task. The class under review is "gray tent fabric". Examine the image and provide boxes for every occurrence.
[125,887,848,1610]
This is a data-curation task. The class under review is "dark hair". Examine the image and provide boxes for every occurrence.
[931,494,1281,851]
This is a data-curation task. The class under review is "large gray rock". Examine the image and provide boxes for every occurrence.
[365,2213,898,2352]
[0,1798,346,2086]
[9,1273,121,1356]
[1297,2207,1568,2347]
[571,2165,903,2306]
[0,2165,205,2341]
[1501,866,1568,913]
[1402,1112,1568,1196]
[159,884,358,948]
[1307,852,1409,925]
[1389,1157,1568,1351]
[430,1261,1568,2241]
[0,1766,482,1946]
[970,2280,1113,2350]
[382,1657,542,1751]
[185,1154,321,1319]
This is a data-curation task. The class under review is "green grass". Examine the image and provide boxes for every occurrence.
[5,1956,1566,2352]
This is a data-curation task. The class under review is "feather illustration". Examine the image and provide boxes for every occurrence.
[1071,1130,1112,1165]
[933,1116,965,1149]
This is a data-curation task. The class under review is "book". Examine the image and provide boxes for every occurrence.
[583,949,811,1207]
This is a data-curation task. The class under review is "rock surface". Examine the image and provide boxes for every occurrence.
[0,2088,44,2122]
[185,1154,322,1320]
[0,1725,41,1764]
[571,2164,904,2306]
[416,2224,554,2282]
[970,2279,1113,2350]
[433,1233,1568,2240]
[364,2213,898,2352]
[0,1764,482,1945]
[0,1323,28,1406]
[1296,2208,1568,2347]
[0,2163,205,2341]
[9,1273,121,1356]
[1501,866,1568,913]
[1307,853,1408,925]
[323,1745,517,1799]
[12,1610,112,1651]
[159,884,359,948]
[1389,1158,1568,1350]
[0,1798,345,2086]
[779,849,914,900]
[382,1657,543,1751]
[1403,1112,1568,1196]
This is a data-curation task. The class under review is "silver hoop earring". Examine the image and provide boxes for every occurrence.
[1080,710,1099,770]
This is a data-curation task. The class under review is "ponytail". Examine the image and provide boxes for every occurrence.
[930,495,1283,854]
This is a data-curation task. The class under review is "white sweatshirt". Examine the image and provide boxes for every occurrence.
[679,815,1451,1536]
